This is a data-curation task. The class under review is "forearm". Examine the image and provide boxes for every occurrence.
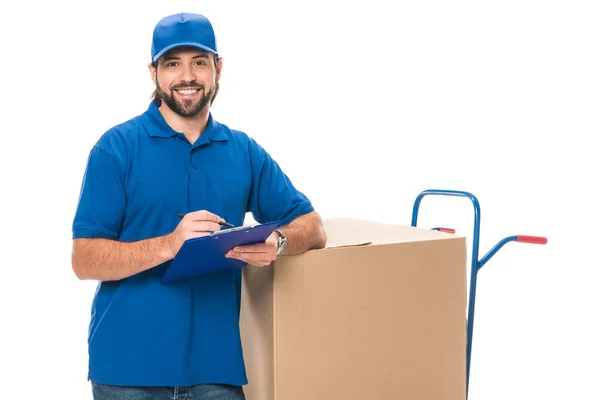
[72,235,174,281]
[279,211,327,255]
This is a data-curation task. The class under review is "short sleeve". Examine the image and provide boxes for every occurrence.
[72,145,127,239]
[246,138,314,226]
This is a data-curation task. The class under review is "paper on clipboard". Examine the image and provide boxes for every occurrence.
[161,220,280,283]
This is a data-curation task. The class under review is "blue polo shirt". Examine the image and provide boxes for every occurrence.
[72,101,314,387]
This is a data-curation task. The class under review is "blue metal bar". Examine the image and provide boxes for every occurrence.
[411,189,481,396]
[478,236,518,271]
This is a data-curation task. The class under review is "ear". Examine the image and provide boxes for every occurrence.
[148,63,157,86]
[216,57,223,81]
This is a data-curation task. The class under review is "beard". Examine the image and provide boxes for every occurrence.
[156,82,217,118]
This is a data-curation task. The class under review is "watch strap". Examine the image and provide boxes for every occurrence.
[274,229,286,256]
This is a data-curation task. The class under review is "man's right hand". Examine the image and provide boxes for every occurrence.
[168,210,225,257]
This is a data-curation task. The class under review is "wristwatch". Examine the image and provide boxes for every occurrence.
[274,229,287,256]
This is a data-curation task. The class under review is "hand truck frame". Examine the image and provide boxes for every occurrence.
[411,189,547,398]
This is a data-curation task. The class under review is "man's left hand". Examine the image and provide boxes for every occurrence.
[225,231,278,267]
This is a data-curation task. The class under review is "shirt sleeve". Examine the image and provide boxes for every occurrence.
[72,145,127,239]
[246,138,314,226]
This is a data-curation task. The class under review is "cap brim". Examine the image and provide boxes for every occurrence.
[153,42,218,62]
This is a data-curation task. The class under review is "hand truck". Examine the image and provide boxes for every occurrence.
[411,189,547,399]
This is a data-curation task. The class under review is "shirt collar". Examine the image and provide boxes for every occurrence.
[141,101,228,142]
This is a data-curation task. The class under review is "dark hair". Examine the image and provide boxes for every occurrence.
[151,53,221,103]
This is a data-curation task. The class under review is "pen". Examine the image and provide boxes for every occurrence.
[178,213,234,228]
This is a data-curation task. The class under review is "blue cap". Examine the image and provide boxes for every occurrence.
[151,13,218,62]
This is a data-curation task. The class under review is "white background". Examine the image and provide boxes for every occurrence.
[0,0,598,399]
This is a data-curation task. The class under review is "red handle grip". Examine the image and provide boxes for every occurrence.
[517,235,547,245]
[438,227,456,234]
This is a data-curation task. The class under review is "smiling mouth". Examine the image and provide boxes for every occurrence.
[175,88,200,95]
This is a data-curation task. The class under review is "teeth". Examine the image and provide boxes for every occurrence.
[178,89,198,95]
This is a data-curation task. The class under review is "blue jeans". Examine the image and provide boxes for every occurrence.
[91,382,246,400]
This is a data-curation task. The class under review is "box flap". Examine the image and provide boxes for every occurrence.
[323,218,459,248]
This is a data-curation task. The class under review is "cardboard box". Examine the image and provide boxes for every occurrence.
[240,218,466,400]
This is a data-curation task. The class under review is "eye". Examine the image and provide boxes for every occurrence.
[165,61,179,68]
[194,60,207,66]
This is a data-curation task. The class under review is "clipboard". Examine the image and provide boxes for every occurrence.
[161,220,280,283]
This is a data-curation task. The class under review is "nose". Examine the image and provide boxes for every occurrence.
[179,63,196,84]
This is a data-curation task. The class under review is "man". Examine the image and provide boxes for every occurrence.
[71,12,327,400]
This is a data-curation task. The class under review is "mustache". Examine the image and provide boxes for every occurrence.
[170,83,204,91]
